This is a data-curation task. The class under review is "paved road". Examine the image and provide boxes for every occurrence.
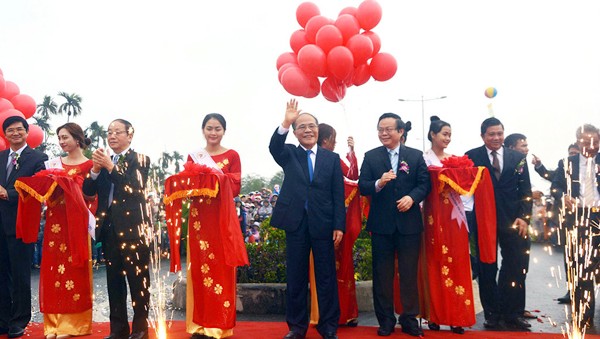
[29,242,598,335]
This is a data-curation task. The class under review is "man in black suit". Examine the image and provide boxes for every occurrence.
[269,99,345,339]
[551,124,600,329]
[465,117,532,330]
[0,116,48,338]
[358,113,430,337]
[82,119,150,339]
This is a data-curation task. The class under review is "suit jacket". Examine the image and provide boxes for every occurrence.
[466,146,532,230]
[358,145,430,235]
[0,146,48,236]
[82,149,150,242]
[551,154,600,202]
[269,128,345,239]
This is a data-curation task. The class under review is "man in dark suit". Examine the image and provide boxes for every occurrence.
[269,99,345,339]
[82,119,150,339]
[465,117,532,330]
[0,116,48,338]
[358,113,430,337]
[551,124,600,329]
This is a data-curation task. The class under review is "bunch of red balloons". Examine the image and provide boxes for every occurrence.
[277,0,397,102]
[0,68,44,150]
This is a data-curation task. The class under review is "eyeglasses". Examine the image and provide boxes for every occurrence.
[5,127,26,134]
[296,124,318,131]
[107,130,128,137]
[377,127,397,134]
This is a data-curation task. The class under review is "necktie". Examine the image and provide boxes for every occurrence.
[108,154,119,207]
[307,149,314,182]
[583,158,596,207]
[6,152,16,179]
[491,150,501,180]
[389,150,398,173]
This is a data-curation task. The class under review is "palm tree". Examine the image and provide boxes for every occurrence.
[36,95,58,120]
[160,151,173,172]
[172,151,184,173]
[85,121,107,149]
[34,96,59,154]
[57,92,82,122]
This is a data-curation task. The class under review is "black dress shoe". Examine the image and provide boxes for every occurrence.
[128,332,148,339]
[483,318,499,329]
[0,327,9,335]
[7,326,25,338]
[103,334,129,339]
[505,317,531,330]
[451,326,465,334]
[191,334,209,339]
[283,331,306,339]
[401,325,424,337]
[557,292,571,304]
[428,322,440,330]
[320,333,338,339]
[346,319,358,327]
[376,327,395,336]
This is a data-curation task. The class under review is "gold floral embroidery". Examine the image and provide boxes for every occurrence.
[455,285,465,295]
[447,257,453,263]
[68,256,72,263]
[55,281,60,288]
[427,215,433,225]
[208,253,215,260]
[191,208,199,217]
[58,264,65,274]
[203,277,213,287]
[223,159,229,166]
[441,266,449,276]
[214,284,223,295]
[443,198,449,204]
[441,245,448,254]
[193,221,201,231]
[199,240,209,250]
[201,264,210,274]
[73,294,80,301]
[59,243,67,253]
[224,301,230,308]
[51,224,61,233]
[65,280,75,290]
[68,168,78,176]
[444,278,453,287]
[49,241,55,248]
[465,299,471,306]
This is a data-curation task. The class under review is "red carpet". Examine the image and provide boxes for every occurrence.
[10,321,600,338]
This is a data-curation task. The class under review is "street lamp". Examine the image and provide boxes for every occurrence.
[398,95,447,151]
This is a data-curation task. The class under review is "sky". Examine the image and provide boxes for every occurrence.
[1,0,599,193]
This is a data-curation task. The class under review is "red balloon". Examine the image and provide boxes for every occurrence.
[280,67,310,97]
[346,34,374,66]
[278,63,299,83]
[27,124,44,149]
[296,2,320,28]
[321,77,347,102]
[339,6,358,17]
[297,44,327,77]
[290,29,309,54]
[0,75,5,96]
[10,94,36,119]
[357,0,382,31]
[369,52,397,81]
[304,76,321,98]
[305,15,333,43]
[0,137,7,151]
[352,63,371,86]
[276,52,297,70]
[0,109,26,138]
[327,46,354,81]
[315,25,343,54]
[362,31,381,57]
[0,98,14,113]
[334,14,360,43]
[1,81,19,100]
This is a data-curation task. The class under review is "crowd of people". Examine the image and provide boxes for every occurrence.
[0,101,598,339]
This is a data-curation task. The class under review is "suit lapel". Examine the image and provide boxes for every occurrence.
[296,146,310,182]
[0,150,8,186]
[379,146,392,172]
[7,146,30,184]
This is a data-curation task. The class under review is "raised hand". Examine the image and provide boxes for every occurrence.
[283,98,302,129]
[347,136,354,152]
